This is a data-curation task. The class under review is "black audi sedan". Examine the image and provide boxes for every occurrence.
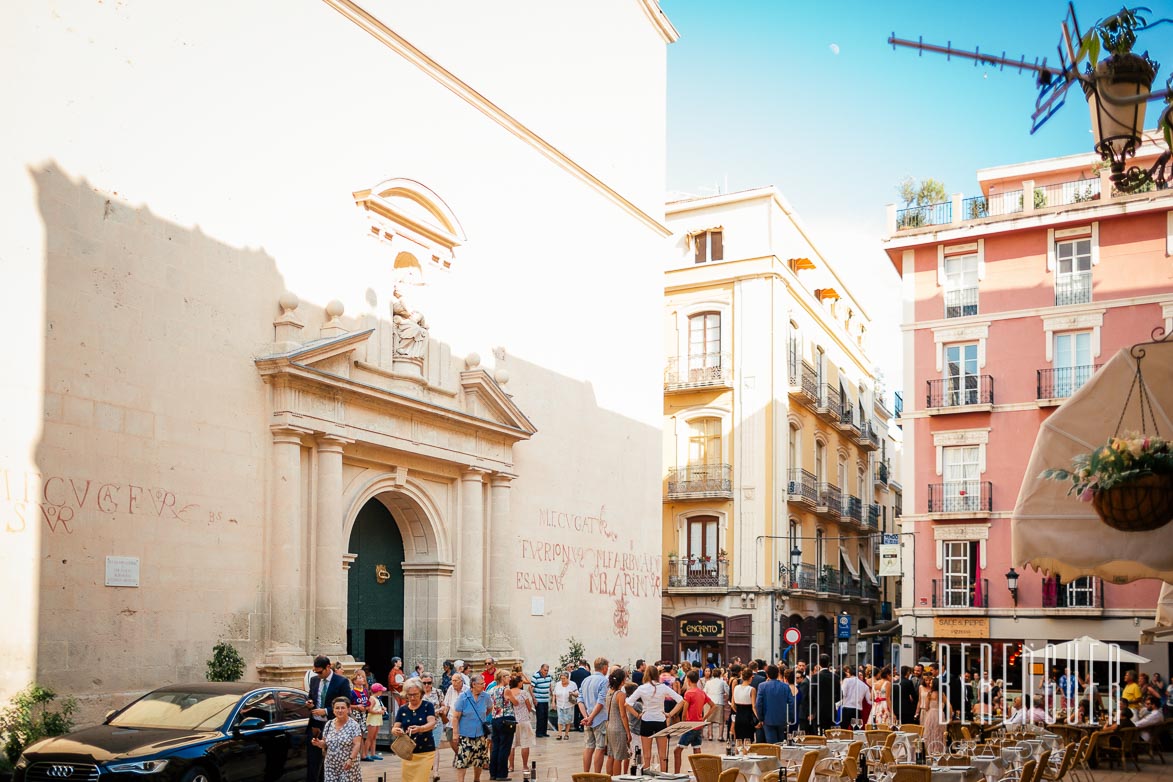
[14,683,312,782]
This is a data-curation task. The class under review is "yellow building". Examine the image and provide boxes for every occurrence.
[659,187,900,666]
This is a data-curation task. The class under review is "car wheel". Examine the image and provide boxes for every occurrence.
[179,767,215,782]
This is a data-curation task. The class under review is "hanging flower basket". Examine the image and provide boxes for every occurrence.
[1091,472,1173,532]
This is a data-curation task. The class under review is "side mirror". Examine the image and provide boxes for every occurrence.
[234,717,266,736]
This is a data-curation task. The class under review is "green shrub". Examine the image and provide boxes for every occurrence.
[557,637,587,674]
[206,641,246,682]
[0,684,78,765]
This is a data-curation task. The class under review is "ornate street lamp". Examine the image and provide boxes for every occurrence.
[1005,567,1020,606]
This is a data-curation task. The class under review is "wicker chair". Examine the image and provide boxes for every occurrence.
[1003,759,1038,782]
[748,744,781,759]
[571,775,610,782]
[937,754,972,766]
[688,753,724,782]
[1040,743,1077,781]
[1133,718,1168,765]
[717,768,740,782]
[1070,733,1098,782]
[762,772,780,782]
[864,730,889,746]
[824,728,853,740]
[889,765,931,782]
[839,740,864,781]
[882,732,899,751]
[899,723,923,737]
[793,750,820,782]
[797,735,827,745]
[1095,727,1139,771]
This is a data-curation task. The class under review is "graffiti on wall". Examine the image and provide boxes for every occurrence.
[1,468,226,534]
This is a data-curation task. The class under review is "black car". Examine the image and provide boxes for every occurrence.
[14,683,312,782]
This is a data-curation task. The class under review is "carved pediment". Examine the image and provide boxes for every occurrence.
[460,369,537,435]
[256,329,375,374]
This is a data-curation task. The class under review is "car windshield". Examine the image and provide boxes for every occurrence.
[109,691,240,730]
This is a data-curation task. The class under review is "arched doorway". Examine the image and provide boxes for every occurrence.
[347,498,405,687]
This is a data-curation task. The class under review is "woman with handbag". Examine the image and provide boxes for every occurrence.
[487,671,519,781]
[311,697,364,782]
[552,671,579,741]
[451,677,492,782]
[392,680,437,782]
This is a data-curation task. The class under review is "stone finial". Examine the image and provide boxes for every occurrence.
[274,291,304,346]
[494,368,510,386]
[321,299,346,338]
[465,352,481,369]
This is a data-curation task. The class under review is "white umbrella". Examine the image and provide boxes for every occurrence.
[1036,635,1150,664]
[1011,339,1173,583]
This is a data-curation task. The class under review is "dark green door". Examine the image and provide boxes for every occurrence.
[347,499,405,686]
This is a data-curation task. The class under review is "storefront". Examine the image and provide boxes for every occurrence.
[661,612,752,665]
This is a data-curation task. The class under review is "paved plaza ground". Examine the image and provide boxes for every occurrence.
[362,732,1172,782]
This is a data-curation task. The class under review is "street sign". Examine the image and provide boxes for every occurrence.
[783,627,802,646]
[879,543,902,576]
[882,533,899,545]
[837,614,852,639]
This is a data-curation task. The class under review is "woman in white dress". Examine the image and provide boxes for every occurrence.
[702,667,728,741]
[552,671,579,741]
[627,665,684,772]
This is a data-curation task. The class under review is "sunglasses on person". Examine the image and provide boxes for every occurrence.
[423,680,434,685]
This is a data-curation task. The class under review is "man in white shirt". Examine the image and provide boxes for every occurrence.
[1003,695,1047,726]
[1135,695,1164,742]
[838,665,872,727]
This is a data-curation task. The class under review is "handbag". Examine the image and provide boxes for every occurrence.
[390,733,416,761]
[568,691,580,705]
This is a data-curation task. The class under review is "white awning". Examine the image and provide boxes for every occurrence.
[860,553,878,585]
[840,546,859,578]
[1141,583,1173,644]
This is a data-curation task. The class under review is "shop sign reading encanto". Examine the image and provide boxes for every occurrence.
[679,618,724,638]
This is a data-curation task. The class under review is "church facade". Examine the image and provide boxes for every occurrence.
[0,0,678,718]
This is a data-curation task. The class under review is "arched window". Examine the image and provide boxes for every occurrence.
[815,439,826,483]
[687,312,722,375]
[688,417,722,465]
[686,514,719,569]
[789,424,801,471]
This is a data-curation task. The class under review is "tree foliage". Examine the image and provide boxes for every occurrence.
[897,176,948,207]
[206,641,246,682]
[556,636,587,674]
[0,684,78,766]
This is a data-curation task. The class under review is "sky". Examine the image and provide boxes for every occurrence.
[661,0,1173,393]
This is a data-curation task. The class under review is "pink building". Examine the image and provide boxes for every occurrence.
[883,146,1172,685]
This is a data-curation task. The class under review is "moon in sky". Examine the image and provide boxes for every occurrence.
[829,43,840,55]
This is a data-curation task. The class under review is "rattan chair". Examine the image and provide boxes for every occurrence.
[571,774,610,782]
[838,740,864,781]
[1133,718,1168,765]
[882,731,899,751]
[1040,742,1077,781]
[794,750,820,782]
[824,728,853,740]
[688,753,724,782]
[717,768,740,782]
[762,772,779,782]
[889,765,931,782]
[797,735,827,745]
[749,743,781,759]
[864,730,889,746]
[899,723,923,736]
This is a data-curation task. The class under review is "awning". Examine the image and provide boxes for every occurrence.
[860,553,878,585]
[1011,340,1173,583]
[684,225,722,247]
[1141,582,1173,643]
[860,619,901,638]
[840,546,859,578]
[815,287,840,302]
[1037,635,1150,664]
[788,257,816,271]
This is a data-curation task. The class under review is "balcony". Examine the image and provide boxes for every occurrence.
[875,460,890,488]
[781,562,817,592]
[931,578,989,609]
[863,582,881,602]
[925,376,994,412]
[944,287,979,318]
[816,482,842,519]
[836,405,859,433]
[927,481,993,516]
[891,177,1102,234]
[816,384,842,422]
[866,503,881,529]
[787,468,818,507]
[1054,273,1092,307]
[841,575,862,598]
[843,494,863,524]
[788,357,819,407]
[855,420,880,450]
[1041,577,1103,609]
[667,557,729,588]
[665,353,732,391]
[896,200,952,230]
[1037,365,1101,405]
[818,567,841,595]
[667,463,733,500]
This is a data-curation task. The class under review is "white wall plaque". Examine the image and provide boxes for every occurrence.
[105,556,140,587]
[530,597,544,616]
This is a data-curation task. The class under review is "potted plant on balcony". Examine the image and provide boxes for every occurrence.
[1041,431,1173,531]
[716,549,728,563]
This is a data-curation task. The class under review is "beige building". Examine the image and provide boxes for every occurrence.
[0,0,678,718]
[658,188,901,666]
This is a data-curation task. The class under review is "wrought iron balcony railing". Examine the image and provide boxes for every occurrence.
[932,578,989,608]
[1037,365,1100,400]
[926,375,994,408]
[816,482,842,518]
[818,567,841,594]
[944,287,978,318]
[789,357,819,405]
[1041,576,1103,609]
[857,419,880,449]
[841,576,862,598]
[664,352,732,390]
[1054,273,1092,307]
[817,384,842,420]
[787,468,818,505]
[667,463,733,498]
[780,562,817,592]
[927,481,993,514]
[896,201,952,229]
[843,494,863,523]
[866,504,881,529]
[667,557,729,588]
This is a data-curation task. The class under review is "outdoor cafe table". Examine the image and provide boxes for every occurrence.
[777,745,830,765]
[927,766,982,782]
[720,754,784,782]
[969,753,1005,782]
[853,730,917,760]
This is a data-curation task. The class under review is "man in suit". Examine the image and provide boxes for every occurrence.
[891,666,920,726]
[307,655,354,782]
[807,654,841,731]
[755,665,795,743]
[936,664,967,721]
[795,666,812,732]
[569,659,590,731]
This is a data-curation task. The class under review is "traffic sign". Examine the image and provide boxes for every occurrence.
[837,614,852,639]
[783,626,802,645]
[882,533,899,545]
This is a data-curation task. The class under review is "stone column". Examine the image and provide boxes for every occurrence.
[266,426,308,660]
[313,434,351,656]
[458,469,488,656]
[487,474,516,656]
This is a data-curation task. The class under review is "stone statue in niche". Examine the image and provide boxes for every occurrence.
[391,284,429,358]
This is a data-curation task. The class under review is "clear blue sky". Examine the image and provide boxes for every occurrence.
[662,0,1173,388]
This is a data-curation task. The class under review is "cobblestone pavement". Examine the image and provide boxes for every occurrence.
[360,733,1172,782]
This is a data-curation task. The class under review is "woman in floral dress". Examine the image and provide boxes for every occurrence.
[312,697,364,782]
[919,675,950,754]
[868,666,894,726]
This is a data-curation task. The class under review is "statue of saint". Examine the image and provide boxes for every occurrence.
[391,284,429,358]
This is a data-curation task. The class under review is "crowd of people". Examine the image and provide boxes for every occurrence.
[301,651,1172,782]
